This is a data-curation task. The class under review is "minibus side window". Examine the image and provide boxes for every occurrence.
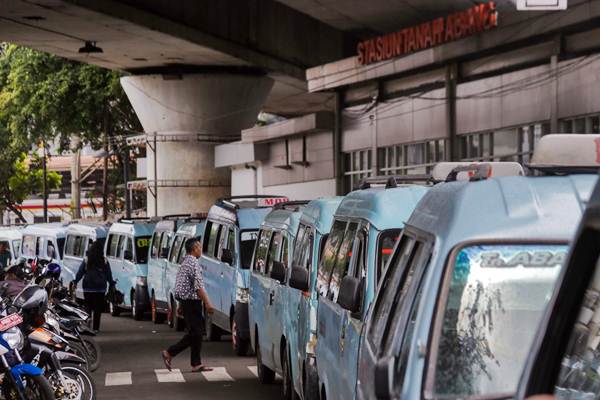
[36,237,44,257]
[281,236,289,268]
[116,235,125,258]
[266,231,284,276]
[254,230,272,274]
[205,222,222,258]
[108,234,120,257]
[170,236,184,263]
[377,229,402,283]
[159,232,171,259]
[327,222,359,302]
[317,220,347,297]
[150,232,160,259]
[124,237,134,261]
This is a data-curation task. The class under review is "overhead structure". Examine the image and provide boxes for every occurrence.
[121,73,273,215]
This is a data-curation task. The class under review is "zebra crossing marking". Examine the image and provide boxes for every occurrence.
[155,369,186,383]
[105,372,132,386]
[201,367,234,382]
[247,366,258,377]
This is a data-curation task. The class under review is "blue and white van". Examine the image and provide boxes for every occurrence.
[149,217,205,329]
[286,197,343,400]
[0,227,22,267]
[201,195,287,356]
[249,201,307,393]
[356,156,596,400]
[20,223,68,276]
[62,223,109,299]
[315,181,429,400]
[105,219,155,320]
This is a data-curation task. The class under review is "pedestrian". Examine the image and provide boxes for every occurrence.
[72,240,114,332]
[0,242,11,272]
[161,238,215,372]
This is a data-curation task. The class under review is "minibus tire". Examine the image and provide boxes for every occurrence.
[109,302,121,317]
[151,294,166,324]
[232,319,249,356]
[132,292,144,321]
[283,349,299,400]
[256,336,275,384]
[205,312,222,341]
[172,299,185,332]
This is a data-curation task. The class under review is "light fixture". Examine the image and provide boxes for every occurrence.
[78,41,103,54]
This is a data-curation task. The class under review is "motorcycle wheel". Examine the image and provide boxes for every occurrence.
[81,337,101,372]
[68,342,92,371]
[2,374,55,400]
[61,364,96,400]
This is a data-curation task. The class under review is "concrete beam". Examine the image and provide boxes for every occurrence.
[67,0,349,80]
[241,112,333,143]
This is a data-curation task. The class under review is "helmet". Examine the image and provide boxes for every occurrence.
[45,263,61,280]
[13,285,48,327]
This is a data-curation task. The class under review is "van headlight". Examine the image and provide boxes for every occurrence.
[3,329,24,350]
[136,277,147,287]
[236,288,249,304]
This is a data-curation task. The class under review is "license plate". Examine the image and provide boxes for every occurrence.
[0,314,23,331]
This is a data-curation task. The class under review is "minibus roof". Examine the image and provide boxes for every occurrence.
[300,197,344,235]
[335,185,429,231]
[66,223,109,239]
[0,228,22,241]
[261,208,304,236]
[530,134,600,173]
[407,174,597,247]
[109,221,155,236]
[21,223,68,238]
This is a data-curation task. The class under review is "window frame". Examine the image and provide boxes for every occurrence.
[253,229,273,275]
[317,220,349,297]
[325,220,360,302]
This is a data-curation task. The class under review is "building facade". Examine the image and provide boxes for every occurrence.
[218,0,600,199]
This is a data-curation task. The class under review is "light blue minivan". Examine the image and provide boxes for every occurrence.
[149,218,205,329]
[315,181,429,400]
[62,222,109,299]
[249,201,307,394]
[356,163,596,400]
[105,218,155,320]
[20,223,68,276]
[201,195,287,355]
[286,197,343,400]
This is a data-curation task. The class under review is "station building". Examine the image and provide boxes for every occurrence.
[217,0,600,196]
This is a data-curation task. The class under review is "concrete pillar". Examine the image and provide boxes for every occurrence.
[121,73,273,215]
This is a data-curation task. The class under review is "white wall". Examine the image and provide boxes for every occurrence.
[230,165,336,200]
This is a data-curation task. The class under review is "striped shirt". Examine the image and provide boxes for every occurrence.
[174,255,204,300]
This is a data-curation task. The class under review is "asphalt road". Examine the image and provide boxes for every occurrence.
[91,312,283,400]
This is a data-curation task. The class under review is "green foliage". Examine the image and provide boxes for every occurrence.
[0,44,140,148]
[0,44,141,219]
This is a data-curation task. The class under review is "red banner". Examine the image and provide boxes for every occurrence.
[357,1,498,66]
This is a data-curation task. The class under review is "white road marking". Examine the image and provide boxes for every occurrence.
[155,369,185,383]
[202,367,234,382]
[105,372,132,386]
[247,366,258,377]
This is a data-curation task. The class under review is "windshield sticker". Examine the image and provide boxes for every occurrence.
[479,250,566,268]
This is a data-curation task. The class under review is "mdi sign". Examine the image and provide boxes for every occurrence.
[357,1,498,66]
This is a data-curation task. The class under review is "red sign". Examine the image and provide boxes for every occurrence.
[357,1,498,66]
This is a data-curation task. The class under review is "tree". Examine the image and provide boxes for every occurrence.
[0,44,142,219]
[0,128,61,222]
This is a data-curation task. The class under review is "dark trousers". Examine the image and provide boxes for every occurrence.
[83,292,105,331]
[167,300,204,367]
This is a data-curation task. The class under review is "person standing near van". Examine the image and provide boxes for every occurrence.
[161,238,215,372]
[73,240,114,332]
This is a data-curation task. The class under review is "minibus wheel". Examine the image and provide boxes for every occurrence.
[151,293,166,324]
[109,302,121,317]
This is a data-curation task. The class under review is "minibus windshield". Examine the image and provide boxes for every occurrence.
[430,243,567,399]
[240,230,258,269]
[135,236,151,264]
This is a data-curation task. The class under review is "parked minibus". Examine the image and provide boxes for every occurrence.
[315,179,429,400]
[249,201,307,395]
[201,195,287,356]
[63,222,109,299]
[0,227,22,269]
[105,218,155,319]
[149,217,205,329]
[356,153,594,400]
[20,223,68,276]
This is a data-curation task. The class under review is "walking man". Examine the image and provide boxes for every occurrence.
[161,238,215,372]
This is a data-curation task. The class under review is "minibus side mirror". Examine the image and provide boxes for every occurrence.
[270,261,286,284]
[220,249,234,265]
[289,266,309,292]
[338,276,361,313]
[374,356,394,399]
